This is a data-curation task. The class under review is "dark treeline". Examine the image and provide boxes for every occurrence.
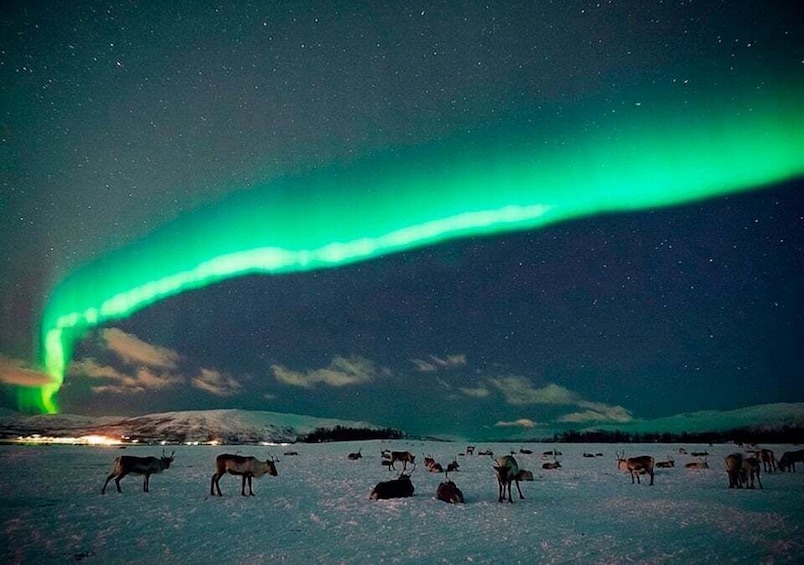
[550,426,803,445]
[301,425,405,443]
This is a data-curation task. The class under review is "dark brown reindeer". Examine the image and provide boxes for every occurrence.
[656,456,675,468]
[741,456,763,489]
[616,450,655,486]
[210,454,278,496]
[102,450,174,494]
[725,453,744,488]
[347,449,362,460]
[778,449,804,472]
[370,465,416,500]
[436,480,465,504]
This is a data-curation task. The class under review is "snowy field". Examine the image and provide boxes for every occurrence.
[1,441,802,564]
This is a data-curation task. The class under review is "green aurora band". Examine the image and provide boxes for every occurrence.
[20,88,804,413]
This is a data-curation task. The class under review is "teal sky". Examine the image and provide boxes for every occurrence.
[1,1,802,437]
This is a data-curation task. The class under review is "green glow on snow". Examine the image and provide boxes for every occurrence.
[19,87,804,413]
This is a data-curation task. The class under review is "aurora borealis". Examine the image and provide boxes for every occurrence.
[2,2,802,436]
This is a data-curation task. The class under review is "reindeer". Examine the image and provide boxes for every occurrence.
[542,450,562,458]
[778,449,804,472]
[492,455,521,503]
[102,450,175,494]
[542,455,561,471]
[725,453,744,488]
[210,453,278,496]
[446,459,460,474]
[616,450,655,486]
[385,451,416,471]
[519,448,533,455]
[347,449,362,460]
[758,449,776,473]
[436,480,465,504]
[741,456,763,489]
[656,456,675,468]
[582,452,596,458]
[690,450,709,457]
[465,446,475,456]
[370,466,415,500]
[685,459,709,470]
[478,449,494,457]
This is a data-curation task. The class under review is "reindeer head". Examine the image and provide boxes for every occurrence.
[161,449,175,469]
[265,454,279,476]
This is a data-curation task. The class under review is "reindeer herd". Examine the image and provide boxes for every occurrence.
[99,445,804,503]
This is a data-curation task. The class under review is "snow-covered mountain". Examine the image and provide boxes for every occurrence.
[588,402,804,435]
[0,408,384,444]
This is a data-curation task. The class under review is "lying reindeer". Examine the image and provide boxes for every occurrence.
[210,453,278,496]
[102,450,175,494]
[685,459,709,470]
[656,456,675,468]
[436,480,465,504]
[347,449,362,460]
[616,450,655,486]
[370,466,415,500]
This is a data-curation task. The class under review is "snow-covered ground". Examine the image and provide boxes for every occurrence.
[2,441,802,564]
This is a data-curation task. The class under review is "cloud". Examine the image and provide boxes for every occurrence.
[558,401,634,423]
[70,358,184,395]
[272,355,378,389]
[0,355,58,387]
[459,385,491,398]
[486,375,633,425]
[494,418,536,428]
[101,328,180,369]
[488,377,578,406]
[411,354,467,372]
[192,368,242,397]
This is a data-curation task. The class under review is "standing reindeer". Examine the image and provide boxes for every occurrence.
[725,453,744,488]
[742,456,763,489]
[492,455,522,503]
[210,454,278,496]
[616,450,655,486]
[758,449,776,473]
[383,450,416,471]
[778,449,804,472]
[102,450,175,494]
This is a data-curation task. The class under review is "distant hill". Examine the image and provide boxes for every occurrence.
[587,403,804,435]
[0,408,386,444]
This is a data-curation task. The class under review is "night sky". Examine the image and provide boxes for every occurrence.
[1,2,802,438]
